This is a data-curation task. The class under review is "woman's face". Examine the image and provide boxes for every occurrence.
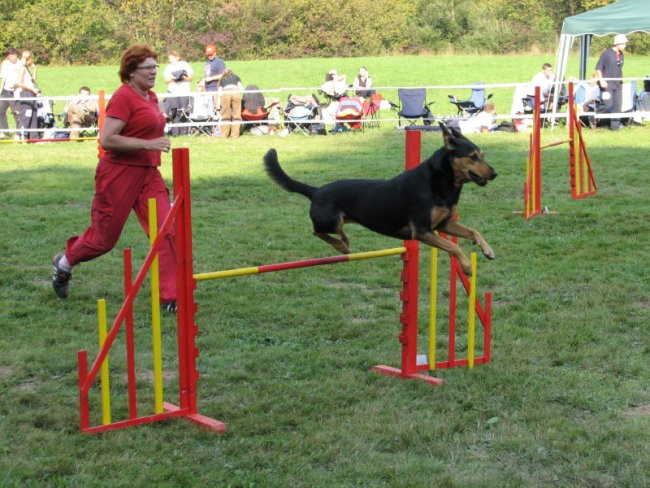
[130,56,159,90]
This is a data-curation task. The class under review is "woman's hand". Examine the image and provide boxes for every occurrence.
[147,137,171,152]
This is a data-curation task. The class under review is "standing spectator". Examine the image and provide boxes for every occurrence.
[51,44,177,312]
[15,51,40,140]
[163,51,193,136]
[595,34,627,131]
[203,43,226,129]
[353,67,375,99]
[0,47,21,139]
[217,68,243,138]
[20,50,37,81]
[64,86,99,139]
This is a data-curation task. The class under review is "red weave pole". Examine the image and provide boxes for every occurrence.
[172,148,195,413]
[77,350,89,431]
[123,248,138,419]
[533,86,542,216]
[449,256,458,365]
[401,130,421,375]
[569,82,578,198]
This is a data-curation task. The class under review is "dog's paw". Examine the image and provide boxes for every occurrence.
[459,256,473,276]
[481,244,496,260]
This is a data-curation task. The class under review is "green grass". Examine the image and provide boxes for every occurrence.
[1,55,650,487]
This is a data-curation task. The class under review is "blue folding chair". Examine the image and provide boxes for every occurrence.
[448,83,493,116]
[396,88,435,126]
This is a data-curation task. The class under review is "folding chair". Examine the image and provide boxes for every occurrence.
[363,93,382,129]
[180,94,217,136]
[448,83,493,116]
[396,88,435,126]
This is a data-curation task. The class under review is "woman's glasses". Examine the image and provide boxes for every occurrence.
[136,64,159,71]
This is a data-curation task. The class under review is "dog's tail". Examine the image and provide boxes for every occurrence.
[263,149,317,200]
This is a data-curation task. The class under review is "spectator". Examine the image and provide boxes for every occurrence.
[529,63,555,102]
[353,67,375,98]
[0,47,21,139]
[51,44,177,312]
[163,50,193,136]
[217,68,243,138]
[20,50,37,81]
[64,86,99,139]
[203,43,226,125]
[595,34,627,131]
[14,51,40,140]
[320,69,347,101]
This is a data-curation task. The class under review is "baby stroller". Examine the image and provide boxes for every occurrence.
[284,94,325,135]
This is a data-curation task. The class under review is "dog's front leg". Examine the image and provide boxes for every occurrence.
[417,231,473,276]
[439,220,495,260]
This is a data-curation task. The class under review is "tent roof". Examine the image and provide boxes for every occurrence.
[561,0,650,37]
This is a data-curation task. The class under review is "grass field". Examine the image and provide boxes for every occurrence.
[1,54,649,487]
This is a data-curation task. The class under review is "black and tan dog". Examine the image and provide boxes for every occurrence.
[263,123,497,275]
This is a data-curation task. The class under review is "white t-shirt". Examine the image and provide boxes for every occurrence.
[530,71,554,96]
[163,61,193,95]
[1,59,21,91]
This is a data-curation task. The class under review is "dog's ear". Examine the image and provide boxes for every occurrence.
[440,122,466,150]
[440,122,457,149]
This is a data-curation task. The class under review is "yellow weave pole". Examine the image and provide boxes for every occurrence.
[148,198,163,414]
[428,247,438,370]
[97,298,112,425]
[468,253,477,369]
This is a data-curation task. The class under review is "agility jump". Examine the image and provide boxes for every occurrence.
[522,84,597,219]
[75,131,492,434]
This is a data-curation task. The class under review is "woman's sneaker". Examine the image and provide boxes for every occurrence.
[161,300,177,313]
[52,254,72,299]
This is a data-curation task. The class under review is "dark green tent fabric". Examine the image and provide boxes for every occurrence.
[561,0,650,36]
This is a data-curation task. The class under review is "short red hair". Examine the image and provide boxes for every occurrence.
[118,44,158,83]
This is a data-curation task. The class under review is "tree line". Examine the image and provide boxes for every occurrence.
[1,0,647,65]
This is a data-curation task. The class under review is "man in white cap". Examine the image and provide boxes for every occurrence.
[595,34,628,130]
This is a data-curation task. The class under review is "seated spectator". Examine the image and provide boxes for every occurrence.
[529,63,555,102]
[320,70,347,101]
[64,86,99,139]
[352,67,375,99]
[163,50,193,136]
[636,77,650,117]
[449,103,497,134]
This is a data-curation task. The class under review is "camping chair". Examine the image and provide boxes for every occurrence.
[363,93,382,129]
[448,83,493,116]
[396,88,435,126]
[334,97,365,132]
[284,94,319,134]
[241,85,269,134]
[180,94,217,136]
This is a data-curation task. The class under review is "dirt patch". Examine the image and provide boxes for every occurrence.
[623,404,650,417]
[0,366,13,378]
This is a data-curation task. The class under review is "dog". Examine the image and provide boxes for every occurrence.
[263,123,497,275]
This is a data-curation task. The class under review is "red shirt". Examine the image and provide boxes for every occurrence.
[101,83,166,167]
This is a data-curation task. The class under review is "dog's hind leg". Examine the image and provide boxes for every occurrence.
[416,231,473,276]
[311,205,351,254]
[439,220,495,260]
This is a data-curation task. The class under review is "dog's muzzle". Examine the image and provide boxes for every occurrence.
[469,166,497,186]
